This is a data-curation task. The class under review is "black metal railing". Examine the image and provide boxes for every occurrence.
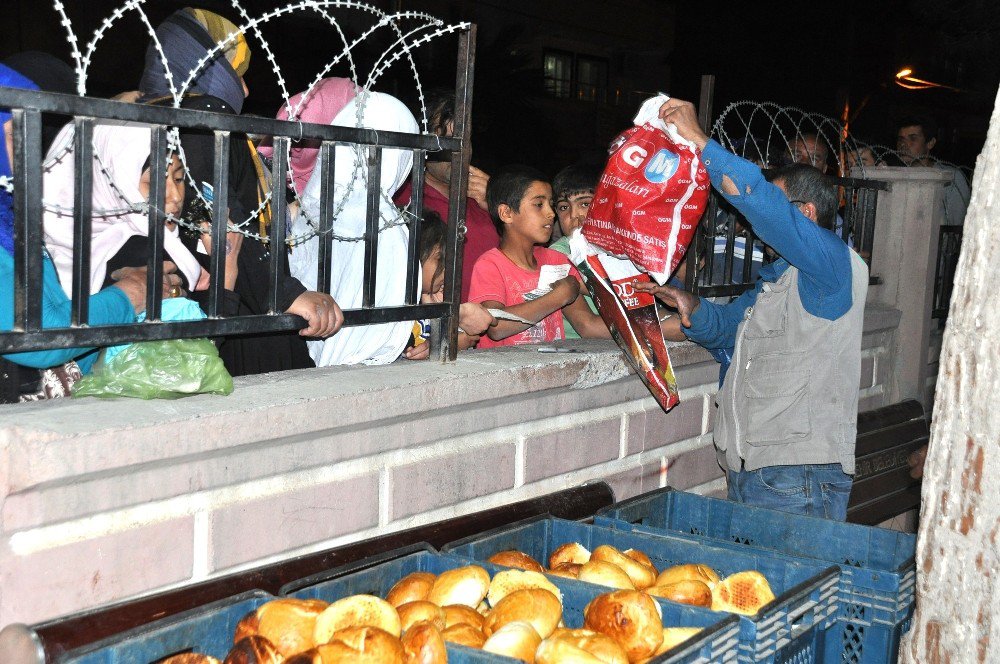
[932,226,963,320]
[0,28,476,362]
[685,175,888,298]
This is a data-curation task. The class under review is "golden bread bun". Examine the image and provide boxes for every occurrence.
[442,604,485,630]
[623,549,655,570]
[401,622,447,664]
[535,637,605,664]
[441,622,487,648]
[488,550,546,573]
[578,560,635,590]
[289,626,405,664]
[386,572,437,608]
[426,566,490,608]
[711,571,775,615]
[657,627,704,655]
[487,569,563,607]
[255,598,328,658]
[233,609,260,645]
[396,601,446,633]
[549,542,591,568]
[223,636,282,664]
[159,656,221,664]
[654,564,719,589]
[541,628,629,664]
[484,588,562,639]
[591,546,657,590]
[314,595,402,643]
[483,621,542,663]
[583,590,664,662]
[645,580,713,608]
[548,562,583,580]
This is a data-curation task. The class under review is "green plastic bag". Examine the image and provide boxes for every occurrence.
[73,337,233,399]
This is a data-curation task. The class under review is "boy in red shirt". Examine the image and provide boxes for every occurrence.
[469,166,610,348]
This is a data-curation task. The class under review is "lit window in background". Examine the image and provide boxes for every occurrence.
[544,51,572,98]
[577,56,608,103]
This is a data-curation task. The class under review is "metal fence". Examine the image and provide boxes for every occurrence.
[933,226,963,320]
[0,26,475,361]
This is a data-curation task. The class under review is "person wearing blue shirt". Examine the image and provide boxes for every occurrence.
[638,98,868,521]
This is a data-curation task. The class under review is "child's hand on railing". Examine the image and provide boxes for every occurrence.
[286,291,343,338]
[468,165,490,211]
[458,302,495,337]
[109,261,186,313]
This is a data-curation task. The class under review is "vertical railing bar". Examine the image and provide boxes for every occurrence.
[208,131,230,317]
[361,145,383,308]
[12,109,44,332]
[841,184,856,244]
[405,149,426,305]
[70,117,94,326]
[316,141,336,296]
[268,137,290,313]
[742,231,755,283]
[862,188,878,267]
[144,125,167,321]
[722,209,738,284]
[439,26,476,361]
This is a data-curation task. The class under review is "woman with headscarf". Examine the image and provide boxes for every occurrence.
[287,87,419,365]
[0,65,183,402]
[138,7,342,376]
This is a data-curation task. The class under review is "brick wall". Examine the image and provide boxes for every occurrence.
[0,307,898,626]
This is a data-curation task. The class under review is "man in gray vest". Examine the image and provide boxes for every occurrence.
[637,98,868,520]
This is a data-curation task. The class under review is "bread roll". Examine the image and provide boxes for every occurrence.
[711,571,775,615]
[233,609,260,645]
[442,604,485,630]
[159,656,220,664]
[548,562,583,580]
[590,546,657,590]
[314,595,402,643]
[396,601,446,633]
[401,622,447,664]
[483,621,542,663]
[484,588,562,639]
[223,636,282,664]
[488,550,545,573]
[645,580,712,608]
[541,628,629,664]
[583,590,664,662]
[441,622,487,648]
[633,627,703,664]
[255,598,328,658]
[296,626,404,664]
[386,572,436,608]
[654,564,719,589]
[487,569,563,607]
[578,560,635,590]
[426,565,490,608]
[623,549,655,570]
[535,637,605,664]
[549,542,591,568]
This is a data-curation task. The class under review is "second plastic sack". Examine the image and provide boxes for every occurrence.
[583,94,710,283]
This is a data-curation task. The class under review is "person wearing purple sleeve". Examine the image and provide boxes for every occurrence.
[636,98,868,521]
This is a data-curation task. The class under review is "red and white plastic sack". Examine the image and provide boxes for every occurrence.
[572,95,710,411]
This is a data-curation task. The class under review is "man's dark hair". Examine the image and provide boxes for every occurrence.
[425,88,456,136]
[552,164,599,201]
[896,114,938,142]
[418,209,447,283]
[765,163,838,231]
[486,165,549,235]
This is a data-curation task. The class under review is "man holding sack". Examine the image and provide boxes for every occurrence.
[637,98,868,521]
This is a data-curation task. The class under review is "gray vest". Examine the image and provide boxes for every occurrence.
[715,252,868,474]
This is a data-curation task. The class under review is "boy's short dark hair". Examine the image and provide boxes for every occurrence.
[896,114,938,142]
[552,164,599,201]
[765,163,838,231]
[418,209,447,284]
[486,165,549,235]
[425,88,456,136]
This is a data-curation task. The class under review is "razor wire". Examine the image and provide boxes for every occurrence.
[35,1,469,246]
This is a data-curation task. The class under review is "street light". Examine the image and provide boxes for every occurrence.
[895,67,962,92]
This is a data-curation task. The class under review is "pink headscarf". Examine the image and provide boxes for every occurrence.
[259,77,358,193]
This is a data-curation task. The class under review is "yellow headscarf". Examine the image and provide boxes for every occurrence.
[185,8,251,76]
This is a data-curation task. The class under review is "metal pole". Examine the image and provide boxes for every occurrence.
[697,74,716,133]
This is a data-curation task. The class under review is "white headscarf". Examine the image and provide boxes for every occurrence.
[43,122,203,296]
[288,90,417,366]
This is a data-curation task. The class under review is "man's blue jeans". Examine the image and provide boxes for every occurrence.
[727,463,853,521]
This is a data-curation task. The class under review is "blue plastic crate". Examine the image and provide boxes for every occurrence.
[281,545,742,664]
[594,487,916,664]
[58,591,274,663]
[442,516,841,664]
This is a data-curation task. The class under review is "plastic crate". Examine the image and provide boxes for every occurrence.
[281,545,742,664]
[442,516,841,664]
[58,590,273,663]
[594,487,916,664]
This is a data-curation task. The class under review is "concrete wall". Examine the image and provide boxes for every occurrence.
[0,308,899,627]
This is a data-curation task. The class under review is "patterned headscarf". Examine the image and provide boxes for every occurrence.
[139,8,250,113]
[0,64,39,255]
